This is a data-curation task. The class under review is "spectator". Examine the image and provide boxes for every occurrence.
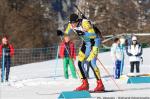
[59,35,77,79]
[126,36,142,75]
[111,38,124,79]
[0,36,14,82]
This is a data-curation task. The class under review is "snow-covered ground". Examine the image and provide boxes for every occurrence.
[0,48,150,99]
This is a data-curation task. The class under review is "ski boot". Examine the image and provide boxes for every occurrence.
[93,79,104,92]
[75,79,89,91]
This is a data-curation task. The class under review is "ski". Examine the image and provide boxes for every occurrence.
[36,92,60,95]
[127,73,150,77]
[72,89,121,93]
[88,90,119,93]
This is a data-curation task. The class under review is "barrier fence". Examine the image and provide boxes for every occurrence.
[0,46,57,67]
[0,45,110,67]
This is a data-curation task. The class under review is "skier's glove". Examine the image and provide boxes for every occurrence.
[57,30,64,36]
[135,54,140,57]
[135,54,139,57]
[76,30,84,36]
[87,46,99,62]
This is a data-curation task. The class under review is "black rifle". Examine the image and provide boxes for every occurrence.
[73,4,103,39]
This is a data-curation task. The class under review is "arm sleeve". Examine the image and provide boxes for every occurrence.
[110,44,116,59]
[81,20,92,31]
[64,23,72,35]
[136,45,143,56]
[126,46,132,56]
[81,19,96,38]
[9,44,14,57]
[59,43,64,58]
[0,45,2,57]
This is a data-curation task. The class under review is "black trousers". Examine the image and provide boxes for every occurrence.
[130,61,140,73]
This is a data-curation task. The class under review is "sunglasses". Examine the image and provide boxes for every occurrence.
[133,40,137,41]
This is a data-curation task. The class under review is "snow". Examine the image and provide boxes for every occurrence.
[0,48,150,99]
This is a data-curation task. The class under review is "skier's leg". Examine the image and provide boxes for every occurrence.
[87,38,104,92]
[76,56,89,90]
[78,51,87,79]
[90,58,101,80]
[78,61,86,79]
[77,42,91,79]
[90,58,104,91]
[63,58,69,79]
[68,58,77,79]
[136,61,140,73]
[75,43,89,91]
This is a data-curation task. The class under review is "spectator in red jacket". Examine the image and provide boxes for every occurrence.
[59,35,77,79]
[0,36,14,82]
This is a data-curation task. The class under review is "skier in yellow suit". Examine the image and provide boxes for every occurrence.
[57,13,104,92]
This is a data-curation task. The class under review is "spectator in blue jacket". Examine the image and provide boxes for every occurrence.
[111,38,124,79]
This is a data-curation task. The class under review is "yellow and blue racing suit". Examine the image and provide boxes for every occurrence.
[64,19,101,80]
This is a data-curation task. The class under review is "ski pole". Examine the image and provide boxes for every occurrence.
[54,45,59,80]
[96,58,122,90]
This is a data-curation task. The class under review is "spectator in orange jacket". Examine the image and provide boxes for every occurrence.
[59,35,77,79]
[0,36,14,82]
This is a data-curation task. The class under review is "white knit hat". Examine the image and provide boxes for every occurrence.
[132,36,137,41]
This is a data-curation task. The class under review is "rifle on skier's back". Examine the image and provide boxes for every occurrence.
[73,4,103,39]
